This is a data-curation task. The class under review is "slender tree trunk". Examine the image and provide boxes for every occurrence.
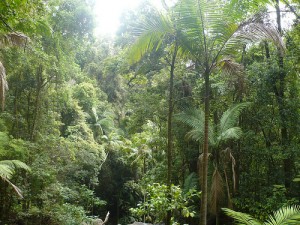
[274,0,292,189]
[166,44,178,225]
[200,69,210,225]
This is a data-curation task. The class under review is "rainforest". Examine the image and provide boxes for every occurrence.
[0,0,300,225]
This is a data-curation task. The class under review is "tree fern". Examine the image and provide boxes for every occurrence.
[0,160,30,198]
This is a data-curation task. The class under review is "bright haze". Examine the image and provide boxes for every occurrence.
[93,0,176,35]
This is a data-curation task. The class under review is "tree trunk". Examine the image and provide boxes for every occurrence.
[200,69,210,225]
[166,44,178,225]
[274,0,292,189]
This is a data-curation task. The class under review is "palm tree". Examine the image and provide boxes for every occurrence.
[88,107,115,142]
[129,1,284,224]
[0,159,30,198]
[173,1,284,224]
[223,205,300,225]
[177,102,249,224]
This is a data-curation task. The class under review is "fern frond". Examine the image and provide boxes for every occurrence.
[223,208,262,225]
[264,205,300,225]
[183,172,199,193]
[0,160,31,172]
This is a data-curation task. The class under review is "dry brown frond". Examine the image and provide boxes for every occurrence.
[219,58,244,75]
[0,61,8,111]
[0,32,29,48]
[221,148,236,192]
[219,58,247,100]
[198,153,212,186]
[2,177,23,198]
[237,22,285,56]
[210,168,224,215]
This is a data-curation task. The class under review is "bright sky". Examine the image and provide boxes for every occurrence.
[93,0,175,35]
[93,0,295,36]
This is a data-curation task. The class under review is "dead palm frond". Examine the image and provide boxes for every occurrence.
[0,32,29,48]
[0,61,8,110]
[221,147,236,207]
[198,153,212,186]
[210,168,224,215]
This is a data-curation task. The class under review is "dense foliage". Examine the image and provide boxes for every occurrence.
[0,0,299,225]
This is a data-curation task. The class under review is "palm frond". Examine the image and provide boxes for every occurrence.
[0,164,14,179]
[176,0,218,60]
[176,108,215,145]
[0,61,8,111]
[218,127,243,143]
[128,10,173,64]
[219,102,250,137]
[223,208,262,225]
[264,205,300,225]
[222,22,285,57]
[0,160,30,174]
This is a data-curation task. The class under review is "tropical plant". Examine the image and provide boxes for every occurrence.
[0,159,30,197]
[177,102,250,224]
[130,183,200,224]
[223,205,300,225]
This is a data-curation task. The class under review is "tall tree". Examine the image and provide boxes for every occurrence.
[128,5,179,223]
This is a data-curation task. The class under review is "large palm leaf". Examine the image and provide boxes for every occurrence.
[128,8,174,64]
[217,102,250,145]
[176,108,215,144]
